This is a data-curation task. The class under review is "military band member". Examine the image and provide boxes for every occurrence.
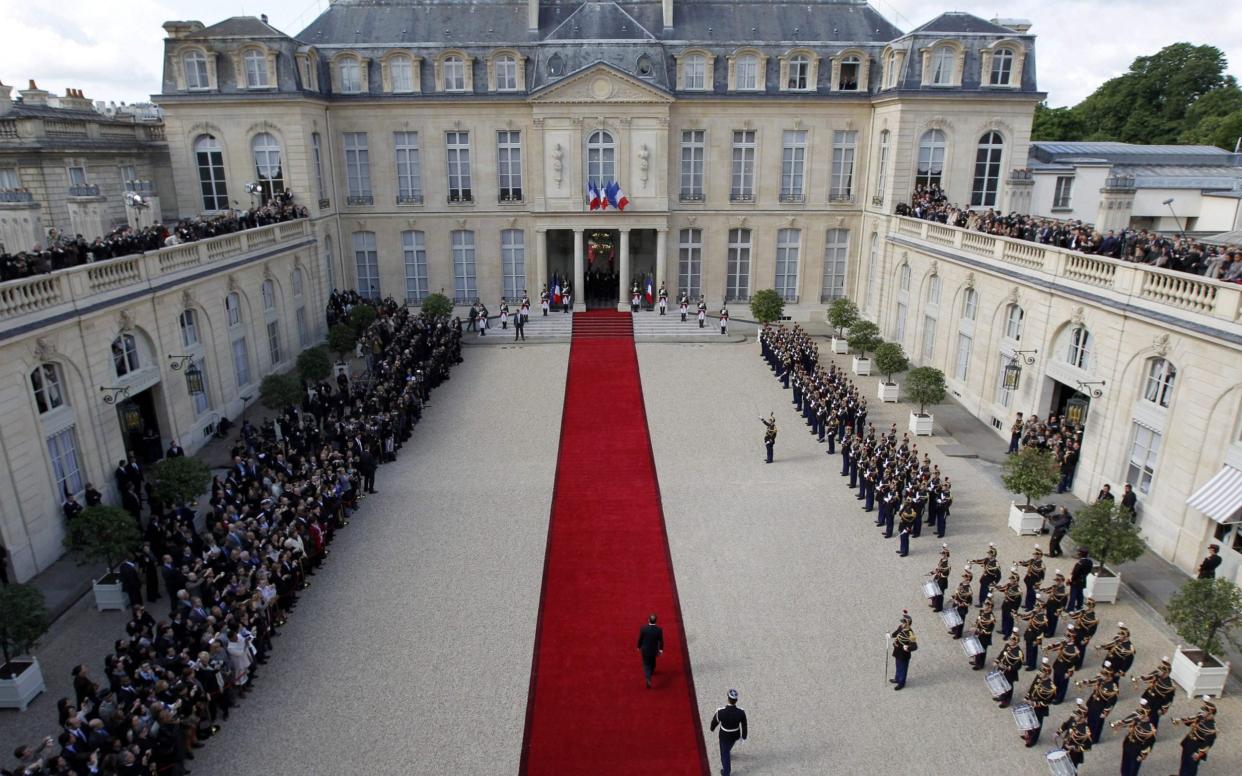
[994,632,1024,708]
[1069,598,1100,670]
[697,296,708,328]
[1080,661,1120,743]
[970,596,996,670]
[1018,597,1049,670]
[889,611,917,690]
[879,481,898,534]
[1132,657,1175,729]
[679,291,689,322]
[1046,627,1080,704]
[897,501,917,557]
[969,545,1002,606]
[948,570,973,639]
[1055,698,1093,768]
[1097,622,1136,677]
[840,431,853,478]
[933,484,953,538]
[658,283,668,315]
[1111,699,1156,776]
[1041,572,1069,637]
[759,413,777,464]
[998,568,1023,638]
[1172,697,1217,776]
[1017,546,1046,611]
[709,689,748,776]
[927,545,951,612]
[1023,659,1057,747]
[719,306,729,334]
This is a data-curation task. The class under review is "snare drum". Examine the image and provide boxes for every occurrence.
[962,635,983,657]
[922,580,940,599]
[1045,749,1077,776]
[986,669,1012,699]
[939,609,963,630]
[1012,702,1040,731]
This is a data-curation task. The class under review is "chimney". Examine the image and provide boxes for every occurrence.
[62,87,93,111]
[261,14,269,24]
[527,0,538,32]
[0,80,12,117]
[663,0,673,30]
[990,17,1033,34]
[20,80,49,107]
[162,20,206,39]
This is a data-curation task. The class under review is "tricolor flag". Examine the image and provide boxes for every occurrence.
[587,182,601,211]
[605,181,629,211]
[552,277,562,305]
[598,181,609,210]
[645,275,653,304]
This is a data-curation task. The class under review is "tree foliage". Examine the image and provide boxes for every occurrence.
[153,455,212,508]
[1166,578,1242,657]
[1031,43,1242,150]
[348,303,378,334]
[825,297,859,338]
[905,366,946,415]
[873,342,909,384]
[846,320,881,358]
[296,346,332,383]
[1068,498,1147,570]
[420,292,454,319]
[63,505,142,572]
[748,289,785,324]
[1001,447,1060,507]
[260,372,303,411]
[328,323,358,361]
[0,584,49,664]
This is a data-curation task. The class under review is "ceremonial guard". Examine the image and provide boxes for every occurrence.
[1081,661,1120,743]
[658,283,668,315]
[994,632,1024,708]
[760,414,777,464]
[927,546,951,612]
[1069,598,1100,669]
[1046,628,1080,703]
[520,292,530,322]
[1055,699,1093,769]
[631,285,641,313]
[948,570,973,639]
[697,296,708,328]
[719,306,729,334]
[998,568,1022,638]
[562,282,572,313]
[679,291,689,322]
[1017,598,1049,670]
[889,611,917,690]
[1041,572,1069,636]
[970,597,996,670]
[969,545,1002,606]
[1022,659,1057,747]
[1111,699,1156,776]
[708,689,748,776]
[540,285,550,316]
[1017,546,1046,610]
[933,483,953,538]
[1172,697,1217,776]
[1132,657,1175,729]
[498,298,510,329]
[1097,622,1136,677]
[896,500,917,557]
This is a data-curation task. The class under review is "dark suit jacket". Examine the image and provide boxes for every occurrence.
[637,623,664,660]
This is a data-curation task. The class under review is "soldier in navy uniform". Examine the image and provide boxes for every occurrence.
[709,689,748,776]
[1173,697,1217,776]
[896,500,917,557]
[933,484,953,538]
[562,282,572,313]
[540,285,549,316]
[719,306,729,334]
[927,545,950,612]
[760,414,777,464]
[658,283,668,315]
[1023,659,1057,746]
[890,610,917,690]
[1111,698,1156,776]
[697,296,708,328]
[679,291,690,322]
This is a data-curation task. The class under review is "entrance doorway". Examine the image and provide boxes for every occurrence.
[117,387,165,464]
[1046,378,1091,428]
[584,229,619,308]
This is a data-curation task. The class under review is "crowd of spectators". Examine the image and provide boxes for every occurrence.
[0,194,308,283]
[898,185,1242,281]
[5,294,463,776]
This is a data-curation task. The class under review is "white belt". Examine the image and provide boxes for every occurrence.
[719,725,740,733]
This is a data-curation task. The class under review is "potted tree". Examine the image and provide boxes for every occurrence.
[1068,498,1146,604]
[328,323,358,378]
[296,345,332,384]
[1002,447,1060,536]
[0,584,49,710]
[905,366,945,436]
[749,289,786,325]
[1166,578,1240,697]
[873,342,909,403]
[826,297,859,354]
[847,320,882,376]
[153,455,211,511]
[64,505,143,611]
[419,292,454,319]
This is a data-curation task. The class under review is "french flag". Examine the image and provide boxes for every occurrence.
[587,182,601,211]
[645,275,653,304]
[552,279,562,305]
[605,181,629,211]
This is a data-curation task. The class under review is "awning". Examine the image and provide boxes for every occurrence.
[1187,465,1242,524]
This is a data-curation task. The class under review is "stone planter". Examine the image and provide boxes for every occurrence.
[0,657,46,711]
[908,412,934,436]
[1084,566,1121,604]
[1171,645,1230,698]
[852,356,871,376]
[1008,502,1045,535]
[831,337,849,354]
[93,573,128,612]
[877,382,899,403]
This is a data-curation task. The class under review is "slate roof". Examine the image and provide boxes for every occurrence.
[1031,142,1242,168]
[546,2,656,40]
[909,12,1015,35]
[199,16,289,38]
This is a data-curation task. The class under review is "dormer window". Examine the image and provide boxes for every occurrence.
[548,53,565,77]
[339,58,362,93]
[884,51,898,88]
[683,54,706,90]
[390,56,414,92]
[788,54,810,90]
[838,56,860,91]
[929,46,955,85]
[243,49,270,88]
[990,48,1014,86]
[495,54,518,91]
[636,54,653,77]
[735,54,759,90]
[184,51,209,90]
[443,55,466,91]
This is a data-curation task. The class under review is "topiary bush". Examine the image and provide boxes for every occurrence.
[420,292,454,319]
[296,346,332,383]
[260,372,303,411]
[349,303,377,334]
[153,455,212,508]
[748,289,785,324]
[1068,498,1146,570]
[1166,578,1242,658]
[1001,446,1060,508]
[826,297,859,338]
[63,505,142,573]
[846,320,882,359]
[905,366,946,415]
[0,584,49,665]
[328,323,358,361]
[873,342,909,385]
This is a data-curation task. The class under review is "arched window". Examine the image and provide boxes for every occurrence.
[1004,304,1024,341]
[1143,358,1177,407]
[494,54,518,91]
[929,45,955,85]
[787,54,811,90]
[884,51,897,88]
[442,55,466,91]
[927,274,942,305]
[548,53,565,77]
[243,49,270,88]
[971,131,1004,207]
[354,231,380,300]
[261,279,276,311]
[875,129,890,202]
[990,48,1014,86]
[225,292,242,327]
[587,130,615,188]
[635,54,653,77]
[251,133,284,200]
[112,334,140,377]
[916,130,947,190]
[194,135,228,211]
[735,53,759,90]
[339,58,362,93]
[292,267,304,298]
[921,274,941,362]
[1066,326,1091,369]
[184,51,209,90]
[899,263,911,291]
[961,288,978,321]
[31,364,66,414]
[683,53,707,90]
[838,56,861,90]
[179,309,199,348]
[725,228,752,302]
[895,265,911,343]
[389,56,414,92]
[865,232,879,310]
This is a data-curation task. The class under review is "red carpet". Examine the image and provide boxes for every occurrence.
[520,311,708,776]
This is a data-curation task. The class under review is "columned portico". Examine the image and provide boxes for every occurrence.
[655,228,668,301]
[535,215,670,311]
[617,228,631,311]
[573,228,586,311]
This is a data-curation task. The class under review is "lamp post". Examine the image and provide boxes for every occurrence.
[1162,197,1187,241]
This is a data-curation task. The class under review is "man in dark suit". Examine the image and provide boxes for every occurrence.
[636,613,664,689]
[1069,547,1093,612]
[1197,544,1222,579]
[359,448,377,494]
[165,439,184,458]
[1119,483,1138,521]
[118,557,144,608]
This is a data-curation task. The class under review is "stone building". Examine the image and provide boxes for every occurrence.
[0,80,177,254]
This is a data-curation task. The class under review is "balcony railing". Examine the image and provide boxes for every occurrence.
[396,193,424,205]
[68,184,100,197]
[679,191,705,202]
[889,215,1242,325]
[779,192,805,203]
[0,190,34,203]
[729,192,754,203]
[124,180,156,195]
[346,195,374,206]
[448,191,473,204]
[0,219,313,325]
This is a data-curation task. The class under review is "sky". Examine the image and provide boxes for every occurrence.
[0,0,1239,108]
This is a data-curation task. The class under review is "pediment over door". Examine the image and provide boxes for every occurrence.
[530,63,673,105]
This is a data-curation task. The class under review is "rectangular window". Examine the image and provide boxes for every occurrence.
[180,310,199,348]
[340,59,361,93]
[1053,176,1074,209]
[225,294,241,327]
[678,228,703,300]
[865,234,879,312]
[311,133,326,202]
[995,359,1014,408]
[391,58,414,92]
[1126,423,1161,495]
[731,130,756,201]
[191,356,211,416]
[820,228,848,301]
[736,57,758,90]
[353,231,380,300]
[446,131,472,202]
[0,167,19,189]
[452,230,477,303]
[875,132,890,204]
[774,228,800,301]
[780,130,806,201]
[922,316,937,362]
[680,130,705,200]
[394,131,422,203]
[296,307,309,348]
[402,230,429,303]
[501,229,525,300]
[497,130,523,201]
[895,301,908,343]
[831,130,857,201]
[267,319,283,365]
[726,228,751,301]
[245,52,269,87]
[684,56,706,90]
[47,426,84,496]
[120,165,137,190]
[443,58,466,91]
[185,55,210,90]
[68,165,87,186]
[232,337,252,388]
[343,132,372,203]
[495,57,518,91]
[955,333,973,381]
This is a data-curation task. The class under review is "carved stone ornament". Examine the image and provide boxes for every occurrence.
[686,215,697,225]
[181,289,194,308]
[354,220,367,230]
[33,336,56,361]
[964,272,976,289]
[453,120,463,131]
[263,264,274,281]
[406,218,417,229]
[117,309,134,331]
[552,143,564,185]
[456,218,467,230]
[835,216,846,228]
[638,144,650,184]
[227,274,239,292]
[784,216,797,227]
[928,259,939,276]
[743,119,753,130]
[1152,333,1170,357]
[736,216,748,229]
[1071,305,1085,325]
[507,217,518,229]
[793,118,803,130]
[1006,286,1019,304]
